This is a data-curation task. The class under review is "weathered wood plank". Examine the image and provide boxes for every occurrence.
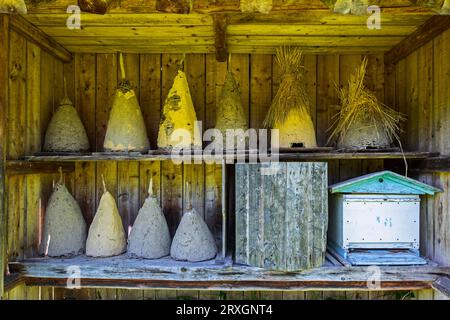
[118,161,140,236]
[250,55,272,130]
[25,42,41,155]
[75,162,97,225]
[161,161,183,237]
[385,16,450,65]
[96,53,117,152]
[0,14,7,298]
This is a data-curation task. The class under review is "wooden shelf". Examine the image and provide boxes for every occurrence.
[8,255,449,291]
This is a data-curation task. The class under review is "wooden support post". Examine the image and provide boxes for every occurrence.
[0,14,9,299]
[156,0,193,14]
[385,16,450,66]
[9,14,72,63]
[213,14,228,63]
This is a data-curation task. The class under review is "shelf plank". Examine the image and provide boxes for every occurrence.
[9,256,449,291]
[5,161,75,175]
[9,151,437,164]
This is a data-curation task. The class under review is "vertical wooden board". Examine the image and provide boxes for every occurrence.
[25,42,41,155]
[433,30,450,155]
[0,14,8,298]
[395,59,407,145]
[25,175,41,258]
[339,159,362,181]
[96,161,118,206]
[39,287,54,300]
[365,54,385,103]
[75,53,96,149]
[6,176,25,262]
[243,291,261,300]
[63,59,75,103]
[205,54,227,130]
[116,289,144,300]
[54,288,95,300]
[162,54,183,103]
[405,51,419,151]
[53,60,65,105]
[139,161,162,206]
[25,286,40,300]
[235,164,249,264]
[40,51,54,146]
[205,164,222,249]
[304,55,317,127]
[416,289,434,300]
[250,55,272,130]
[345,291,369,300]
[260,292,283,300]
[310,163,328,266]
[323,291,347,300]
[7,30,27,160]
[155,290,178,300]
[121,53,140,99]
[248,164,263,267]
[96,53,118,152]
[94,288,117,300]
[282,291,305,300]
[434,173,450,265]
[118,161,140,236]
[183,164,205,217]
[74,162,96,225]
[6,283,27,300]
[361,159,384,175]
[185,54,206,129]
[198,291,223,300]
[143,290,156,300]
[161,161,183,237]
[411,42,434,151]
[286,164,307,270]
[177,290,199,300]
[226,291,244,300]
[317,55,339,147]
[305,291,323,300]
[418,174,434,260]
[230,54,250,123]
[140,54,161,149]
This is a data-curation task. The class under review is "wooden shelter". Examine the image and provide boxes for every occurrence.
[0,0,450,300]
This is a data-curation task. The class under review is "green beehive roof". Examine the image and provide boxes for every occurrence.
[329,171,442,195]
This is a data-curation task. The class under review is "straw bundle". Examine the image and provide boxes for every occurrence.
[328,58,404,150]
[44,80,90,153]
[104,53,150,152]
[0,0,27,14]
[215,71,248,149]
[41,169,86,257]
[263,47,317,148]
[128,179,171,259]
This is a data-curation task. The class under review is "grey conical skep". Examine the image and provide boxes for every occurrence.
[128,180,171,259]
[170,208,217,262]
[43,94,90,152]
[41,173,87,257]
[86,178,126,257]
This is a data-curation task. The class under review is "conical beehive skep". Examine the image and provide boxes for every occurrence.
[170,183,217,262]
[0,0,27,14]
[86,176,126,257]
[43,78,90,153]
[104,53,150,152]
[41,168,87,257]
[127,179,171,259]
[215,71,248,149]
[263,47,317,148]
[328,58,404,150]
[157,65,202,150]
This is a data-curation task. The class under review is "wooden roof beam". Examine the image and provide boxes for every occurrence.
[385,15,450,65]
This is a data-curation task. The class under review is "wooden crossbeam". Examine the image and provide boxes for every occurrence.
[385,15,450,65]
[9,14,72,63]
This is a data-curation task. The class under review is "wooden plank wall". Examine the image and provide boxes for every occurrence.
[2,47,436,299]
[392,29,450,278]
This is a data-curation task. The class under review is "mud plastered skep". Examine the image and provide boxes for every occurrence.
[128,180,171,259]
[41,178,87,257]
[86,178,126,257]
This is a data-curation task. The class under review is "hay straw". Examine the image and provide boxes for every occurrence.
[263,47,311,128]
[327,57,405,146]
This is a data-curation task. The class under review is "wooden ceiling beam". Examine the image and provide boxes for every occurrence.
[385,15,450,65]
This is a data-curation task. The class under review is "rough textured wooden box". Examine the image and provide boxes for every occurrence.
[235,162,328,271]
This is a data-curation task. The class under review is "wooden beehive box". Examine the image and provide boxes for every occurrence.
[329,171,442,266]
[235,162,328,271]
